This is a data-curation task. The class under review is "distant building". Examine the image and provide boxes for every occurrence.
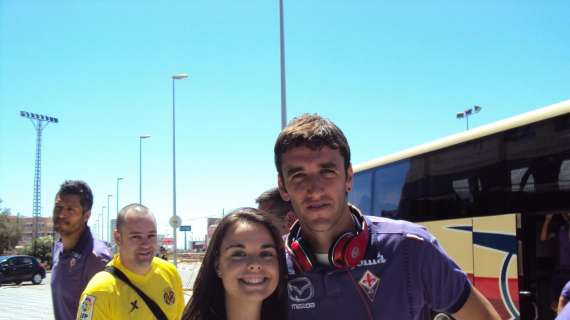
[5,215,54,246]
[205,217,221,249]
[110,218,117,244]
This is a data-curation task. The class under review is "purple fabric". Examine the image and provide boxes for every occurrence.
[562,281,570,299]
[51,227,111,320]
[557,303,570,320]
[285,211,471,320]
[558,227,570,268]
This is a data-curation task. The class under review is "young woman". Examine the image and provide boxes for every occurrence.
[182,207,288,320]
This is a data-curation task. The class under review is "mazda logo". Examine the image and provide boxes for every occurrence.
[288,277,315,303]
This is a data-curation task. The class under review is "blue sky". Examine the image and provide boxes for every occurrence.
[1,1,568,246]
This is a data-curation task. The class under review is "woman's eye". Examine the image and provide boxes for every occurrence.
[260,251,275,259]
[230,251,246,258]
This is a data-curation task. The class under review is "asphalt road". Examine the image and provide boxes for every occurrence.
[0,272,53,320]
[0,262,198,320]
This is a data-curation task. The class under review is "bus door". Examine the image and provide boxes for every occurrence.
[520,211,568,320]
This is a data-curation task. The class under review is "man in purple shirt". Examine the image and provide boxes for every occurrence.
[274,114,500,319]
[558,280,570,314]
[51,180,111,320]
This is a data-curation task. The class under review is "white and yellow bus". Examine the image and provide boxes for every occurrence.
[348,100,570,319]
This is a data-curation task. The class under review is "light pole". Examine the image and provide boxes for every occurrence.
[116,177,124,217]
[456,105,482,130]
[139,135,151,204]
[19,111,58,256]
[101,206,106,240]
[172,73,188,266]
[106,194,112,242]
[279,0,287,129]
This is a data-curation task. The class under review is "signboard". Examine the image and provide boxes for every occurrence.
[179,225,191,232]
[169,215,182,229]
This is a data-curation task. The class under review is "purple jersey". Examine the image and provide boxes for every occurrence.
[558,303,570,320]
[51,226,111,320]
[285,210,471,320]
[562,281,570,299]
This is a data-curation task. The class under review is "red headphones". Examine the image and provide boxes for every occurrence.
[286,206,369,271]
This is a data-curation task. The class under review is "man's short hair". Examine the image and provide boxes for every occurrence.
[116,203,153,232]
[274,113,351,177]
[57,180,94,212]
[256,187,292,219]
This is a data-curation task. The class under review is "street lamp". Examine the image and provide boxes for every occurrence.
[139,135,151,204]
[116,177,124,216]
[172,73,188,266]
[456,105,482,130]
[106,194,112,242]
[279,0,287,129]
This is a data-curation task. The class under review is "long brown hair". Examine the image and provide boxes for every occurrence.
[182,207,288,320]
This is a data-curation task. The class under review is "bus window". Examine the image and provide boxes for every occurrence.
[349,169,372,215]
[511,168,535,193]
[559,160,570,191]
[372,160,410,219]
[452,178,473,201]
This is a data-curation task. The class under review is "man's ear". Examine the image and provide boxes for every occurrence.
[82,210,91,224]
[345,165,354,193]
[278,175,290,202]
[113,229,121,245]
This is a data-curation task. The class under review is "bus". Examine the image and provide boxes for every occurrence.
[347,100,570,319]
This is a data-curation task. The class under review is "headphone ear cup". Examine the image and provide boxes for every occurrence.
[329,233,353,268]
[343,235,367,267]
[290,240,314,272]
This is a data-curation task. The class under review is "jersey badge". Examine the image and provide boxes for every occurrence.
[288,276,316,310]
[163,287,176,305]
[358,270,380,302]
[78,295,95,320]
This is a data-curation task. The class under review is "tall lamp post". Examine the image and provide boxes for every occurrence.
[279,0,287,129]
[172,73,188,266]
[456,105,482,130]
[139,135,151,204]
[101,206,106,240]
[106,194,112,242]
[116,177,124,218]
[19,111,58,255]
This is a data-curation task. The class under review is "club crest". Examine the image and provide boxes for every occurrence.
[358,270,380,302]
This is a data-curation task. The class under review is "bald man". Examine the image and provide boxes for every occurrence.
[77,204,184,320]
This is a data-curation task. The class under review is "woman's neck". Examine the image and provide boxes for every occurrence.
[225,295,262,320]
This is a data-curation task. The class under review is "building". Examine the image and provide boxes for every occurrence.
[5,215,54,246]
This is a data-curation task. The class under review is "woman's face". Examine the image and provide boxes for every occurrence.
[216,221,280,304]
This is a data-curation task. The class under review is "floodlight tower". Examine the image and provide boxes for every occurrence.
[20,111,58,255]
[456,105,482,130]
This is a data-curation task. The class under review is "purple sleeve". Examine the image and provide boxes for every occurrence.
[84,244,111,281]
[418,236,471,314]
[562,281,570,299]
[557,303,570,320]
